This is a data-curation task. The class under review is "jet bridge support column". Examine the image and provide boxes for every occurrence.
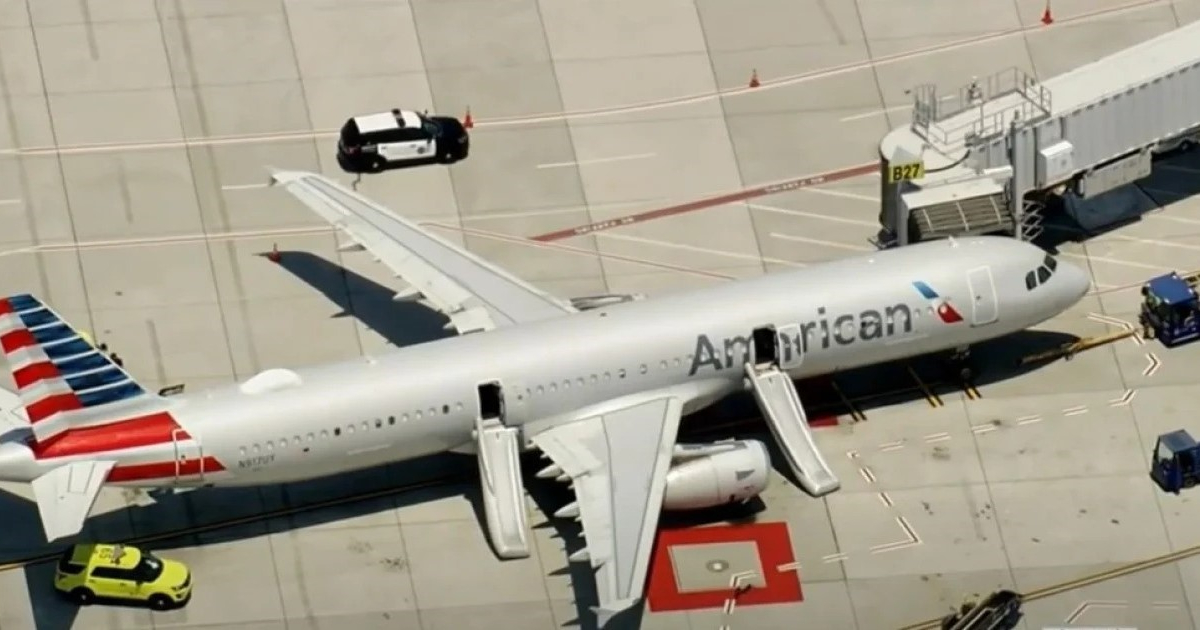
[744,326,840,497]
[1007,115,1041,242]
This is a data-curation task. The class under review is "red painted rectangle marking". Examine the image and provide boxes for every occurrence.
[0,299,12,315]
[25,393,82,424]
[13,361,60,389]
[108,456,226,483]
[647,521,802,613]
[808,415,840,428]
[33,411,187,458]
[0,329,36,354]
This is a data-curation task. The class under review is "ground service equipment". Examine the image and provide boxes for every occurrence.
[1150,429,1200,493]
[1139,271,1200,347]
[939,590,1023,630]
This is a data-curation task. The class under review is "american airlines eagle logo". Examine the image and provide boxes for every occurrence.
[911,281,964,324]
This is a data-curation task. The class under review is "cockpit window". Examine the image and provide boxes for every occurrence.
[1025,270,1037,290]
[1036,266,1051,284]
[1043,255,1057,272]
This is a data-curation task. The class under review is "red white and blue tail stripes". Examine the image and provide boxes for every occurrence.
[0,294,148,441]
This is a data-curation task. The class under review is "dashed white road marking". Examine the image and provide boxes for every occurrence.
[1109,389,1137,407]
[971,424,997,435]
[0,198,20,206]
[597,232,805,268]
[878,440,905,452]
[798,187,879,203]
[1016,415,1042,426]
[871,516,921,553]
[858,466,877,484]
[877,491,893,508]
[839,94,955,122]
[536,152,656,169]
[1061,251,1163,271]
[820,552,848,564]
[1143,352,1162,377]
[775,562,803,573]
[1062,405,1089,417]
[220,183,269,191]
[923,432,951,443]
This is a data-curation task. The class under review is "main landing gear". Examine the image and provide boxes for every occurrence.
[946,346,977,384]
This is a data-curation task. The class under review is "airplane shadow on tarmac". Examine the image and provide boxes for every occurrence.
[0,251,1081,630]
[1033,145,1200,253]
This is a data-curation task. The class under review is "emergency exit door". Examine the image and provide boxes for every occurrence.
[965,266,999,326]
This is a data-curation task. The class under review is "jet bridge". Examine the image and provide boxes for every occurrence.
[876,19,1200,248]
[744,326,840,497]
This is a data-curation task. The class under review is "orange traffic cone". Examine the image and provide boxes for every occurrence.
[267,243,281,263]
[1041,1,1054,25]
[748,69,761,88]
[462,107,474,129]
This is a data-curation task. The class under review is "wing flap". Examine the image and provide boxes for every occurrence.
[531,396,684,626]
[30,460,117,541]
[268,170,576,333]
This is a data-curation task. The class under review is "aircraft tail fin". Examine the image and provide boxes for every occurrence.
[30,459,116,542]
[0,294,158,444]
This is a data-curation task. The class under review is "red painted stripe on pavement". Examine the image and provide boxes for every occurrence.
[0,329,36,354]
[32,411,188,458]
[530,161,879,242]
[25,393,82,424]
[0,299,12,315]
[108,456,226,483]
[13,361,61,389]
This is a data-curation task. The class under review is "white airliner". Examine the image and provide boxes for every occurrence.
[0,171,1088,624]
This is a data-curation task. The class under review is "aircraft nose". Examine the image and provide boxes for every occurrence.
[1058,259,1091,303]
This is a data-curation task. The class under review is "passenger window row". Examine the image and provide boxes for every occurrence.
[1024,254,1059,290]
[238,402,467,457]
[519,356,693,400]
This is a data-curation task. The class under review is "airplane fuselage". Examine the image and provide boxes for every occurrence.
[2,236,1088,491]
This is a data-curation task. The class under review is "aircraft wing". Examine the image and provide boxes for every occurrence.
[268,170,577,334]
[529,395,684,627]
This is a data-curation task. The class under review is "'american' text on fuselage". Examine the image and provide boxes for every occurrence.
[688,304,914,375]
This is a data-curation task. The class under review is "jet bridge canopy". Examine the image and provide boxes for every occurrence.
[877,20,1200,248]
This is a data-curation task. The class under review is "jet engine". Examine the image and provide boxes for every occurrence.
[568,293,647,311]
[662,439,771,511]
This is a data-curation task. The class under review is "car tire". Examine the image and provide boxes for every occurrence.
[368,158,385,174]
[148,594,173,611]
[438,151,455,164]
[70,588,95,606]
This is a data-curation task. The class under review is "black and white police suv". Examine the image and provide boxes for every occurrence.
[336,109,470,174]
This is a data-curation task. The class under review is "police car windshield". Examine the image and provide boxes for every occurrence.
[422,119,441,136]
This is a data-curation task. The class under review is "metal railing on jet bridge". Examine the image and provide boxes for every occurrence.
[743,362,840,496]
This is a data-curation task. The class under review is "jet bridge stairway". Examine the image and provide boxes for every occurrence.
[744,327,840,497]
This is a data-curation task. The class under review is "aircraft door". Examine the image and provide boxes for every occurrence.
[965,266,999,326]
[171,428,205,485]
[776,323,804,370]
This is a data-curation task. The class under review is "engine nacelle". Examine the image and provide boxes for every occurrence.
[569,293,646,311]
[662,440,770,511]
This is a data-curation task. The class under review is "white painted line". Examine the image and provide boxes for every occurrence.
[775,562,802,573]
[821,552,848,563]
[971,424,997,435]
[598,232,805,268]
[0,198,20,206]
[859,467,877,484]
[1143,352,1162,377]
[800,187,879,203]
[748,203,876,227]
[729,571,756,589]
[1109,389,1137,407]
[1016,415,1042,426]
[723,598,735,615]
[1152,600,1181,608]
[1144,212,1200,226]
[877,491,893,507]
[537,152,656,169]
[221,183,269,191]
[770,231,873,252]
[877,440,905,452]
[1060,251,1162,271]
[1064,600,1128,624]
[1087,312,1133,329]
[923,432,950,443]
[1062,405,1089,417]
[845,450,860,460]
[1104,233,1200,253]
[839,95,955,122]
[462,200,647,223]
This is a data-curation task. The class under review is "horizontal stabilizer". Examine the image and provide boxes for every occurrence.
[0,294,157,443]
[30,460,116,542]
